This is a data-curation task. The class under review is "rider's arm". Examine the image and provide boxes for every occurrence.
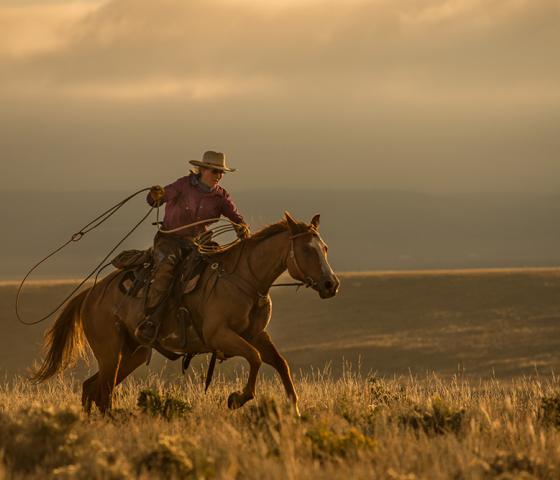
[221,190,250,238]
[220,189,245,226]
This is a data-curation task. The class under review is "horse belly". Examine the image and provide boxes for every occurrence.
[159,324,209,354]
[157,308,209,354]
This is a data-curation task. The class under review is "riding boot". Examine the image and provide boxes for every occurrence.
[134,276,171,345]
[134,269,178,345]
[134,232,185,345]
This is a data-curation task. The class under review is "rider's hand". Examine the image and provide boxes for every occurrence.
[150,185,165,204]
[235,223,250,240]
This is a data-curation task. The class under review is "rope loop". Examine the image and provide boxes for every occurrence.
[15,187,153,326]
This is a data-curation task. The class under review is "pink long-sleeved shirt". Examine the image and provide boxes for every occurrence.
[147,173,245,238]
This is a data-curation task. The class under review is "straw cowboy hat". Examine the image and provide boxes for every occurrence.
[189,151,236,172]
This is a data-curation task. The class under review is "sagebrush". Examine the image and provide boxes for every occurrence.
[0,369,559,479]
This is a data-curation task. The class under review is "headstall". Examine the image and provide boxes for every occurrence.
[288,228,319,289]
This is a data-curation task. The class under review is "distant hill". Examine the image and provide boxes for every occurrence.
[2,189,560,279]
[3,269,560,379]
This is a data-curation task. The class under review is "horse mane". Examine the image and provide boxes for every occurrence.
[248,218,309,242]
[201,218,309,257]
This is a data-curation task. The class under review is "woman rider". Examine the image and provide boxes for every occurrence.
[135,150,250,344]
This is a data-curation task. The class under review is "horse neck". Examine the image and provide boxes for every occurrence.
[243,230,290,294]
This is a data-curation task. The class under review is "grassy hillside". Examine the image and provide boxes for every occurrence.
[1,373,559,479]
[2,268,560,380]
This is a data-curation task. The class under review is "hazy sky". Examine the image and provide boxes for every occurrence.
[1,0,558,193]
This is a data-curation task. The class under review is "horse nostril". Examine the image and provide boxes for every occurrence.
[324,280,333,290]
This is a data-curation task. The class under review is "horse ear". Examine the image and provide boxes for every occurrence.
[310,214,320,229]
[284,211,298,233]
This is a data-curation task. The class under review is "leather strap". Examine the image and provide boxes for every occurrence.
[204,226,318,302]
[288,229,318,288]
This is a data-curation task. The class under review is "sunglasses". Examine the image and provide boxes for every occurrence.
[201,167,226,175]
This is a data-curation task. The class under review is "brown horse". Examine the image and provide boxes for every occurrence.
[33,212,339,414]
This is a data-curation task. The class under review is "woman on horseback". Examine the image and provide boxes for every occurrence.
[135,150,250,344]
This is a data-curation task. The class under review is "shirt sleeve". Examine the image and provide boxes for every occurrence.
[146,177,184,206]
[220,189,246,225]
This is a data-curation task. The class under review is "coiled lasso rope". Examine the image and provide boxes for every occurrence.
[158,216,246,254]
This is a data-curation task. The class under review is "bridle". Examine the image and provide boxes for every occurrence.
[287,228,320,289]
[203,225,322,303]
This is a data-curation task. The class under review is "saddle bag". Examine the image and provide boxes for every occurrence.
[111,248,152,270]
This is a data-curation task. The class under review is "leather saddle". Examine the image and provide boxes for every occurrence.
[109,245,231,389]
[112,247,205,299]
[111,247,207,354]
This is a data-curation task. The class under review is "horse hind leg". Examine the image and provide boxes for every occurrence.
[115,344,150,386]
[207,327,262,409]
[94,341,151,410]
[82,323,125,414]
[82,342,150,414]
[93,349,123,414]
[82,373,99,414]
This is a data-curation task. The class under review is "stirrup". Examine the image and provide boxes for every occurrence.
[134,319,160,345]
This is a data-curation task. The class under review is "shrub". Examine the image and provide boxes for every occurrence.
[136,435,193,478]
[51,445,132,480]
[136,435,216,479]
[398,396,465,435]
[242,397,285,458]
[487,450,547,478]
[305,423,375,460]
[368,376,402,407]
[243,397,281,429]
[539,396,560,428]
[0,407,83,473]
[137,389,191,420]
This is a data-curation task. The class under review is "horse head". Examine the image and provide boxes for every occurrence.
[284,212,340,299]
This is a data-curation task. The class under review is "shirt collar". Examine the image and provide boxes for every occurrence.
[190,173,215,193]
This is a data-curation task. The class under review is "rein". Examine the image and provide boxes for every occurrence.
[204,227,317,302]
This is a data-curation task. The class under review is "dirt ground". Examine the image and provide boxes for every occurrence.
[2,268,560,380]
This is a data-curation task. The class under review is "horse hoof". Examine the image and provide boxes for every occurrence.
[227,391,245,409]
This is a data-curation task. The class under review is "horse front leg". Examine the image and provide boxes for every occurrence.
[207,327,262,409]
[252,331,300,416]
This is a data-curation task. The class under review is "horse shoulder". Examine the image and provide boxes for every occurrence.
[245,295,272,339]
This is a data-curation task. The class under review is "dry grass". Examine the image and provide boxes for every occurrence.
[4,269,560,477]
[1,369,560,479]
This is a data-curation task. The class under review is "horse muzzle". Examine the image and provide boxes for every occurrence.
[317,274,340,299]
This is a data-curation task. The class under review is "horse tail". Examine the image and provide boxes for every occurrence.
[31,289,89,383]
